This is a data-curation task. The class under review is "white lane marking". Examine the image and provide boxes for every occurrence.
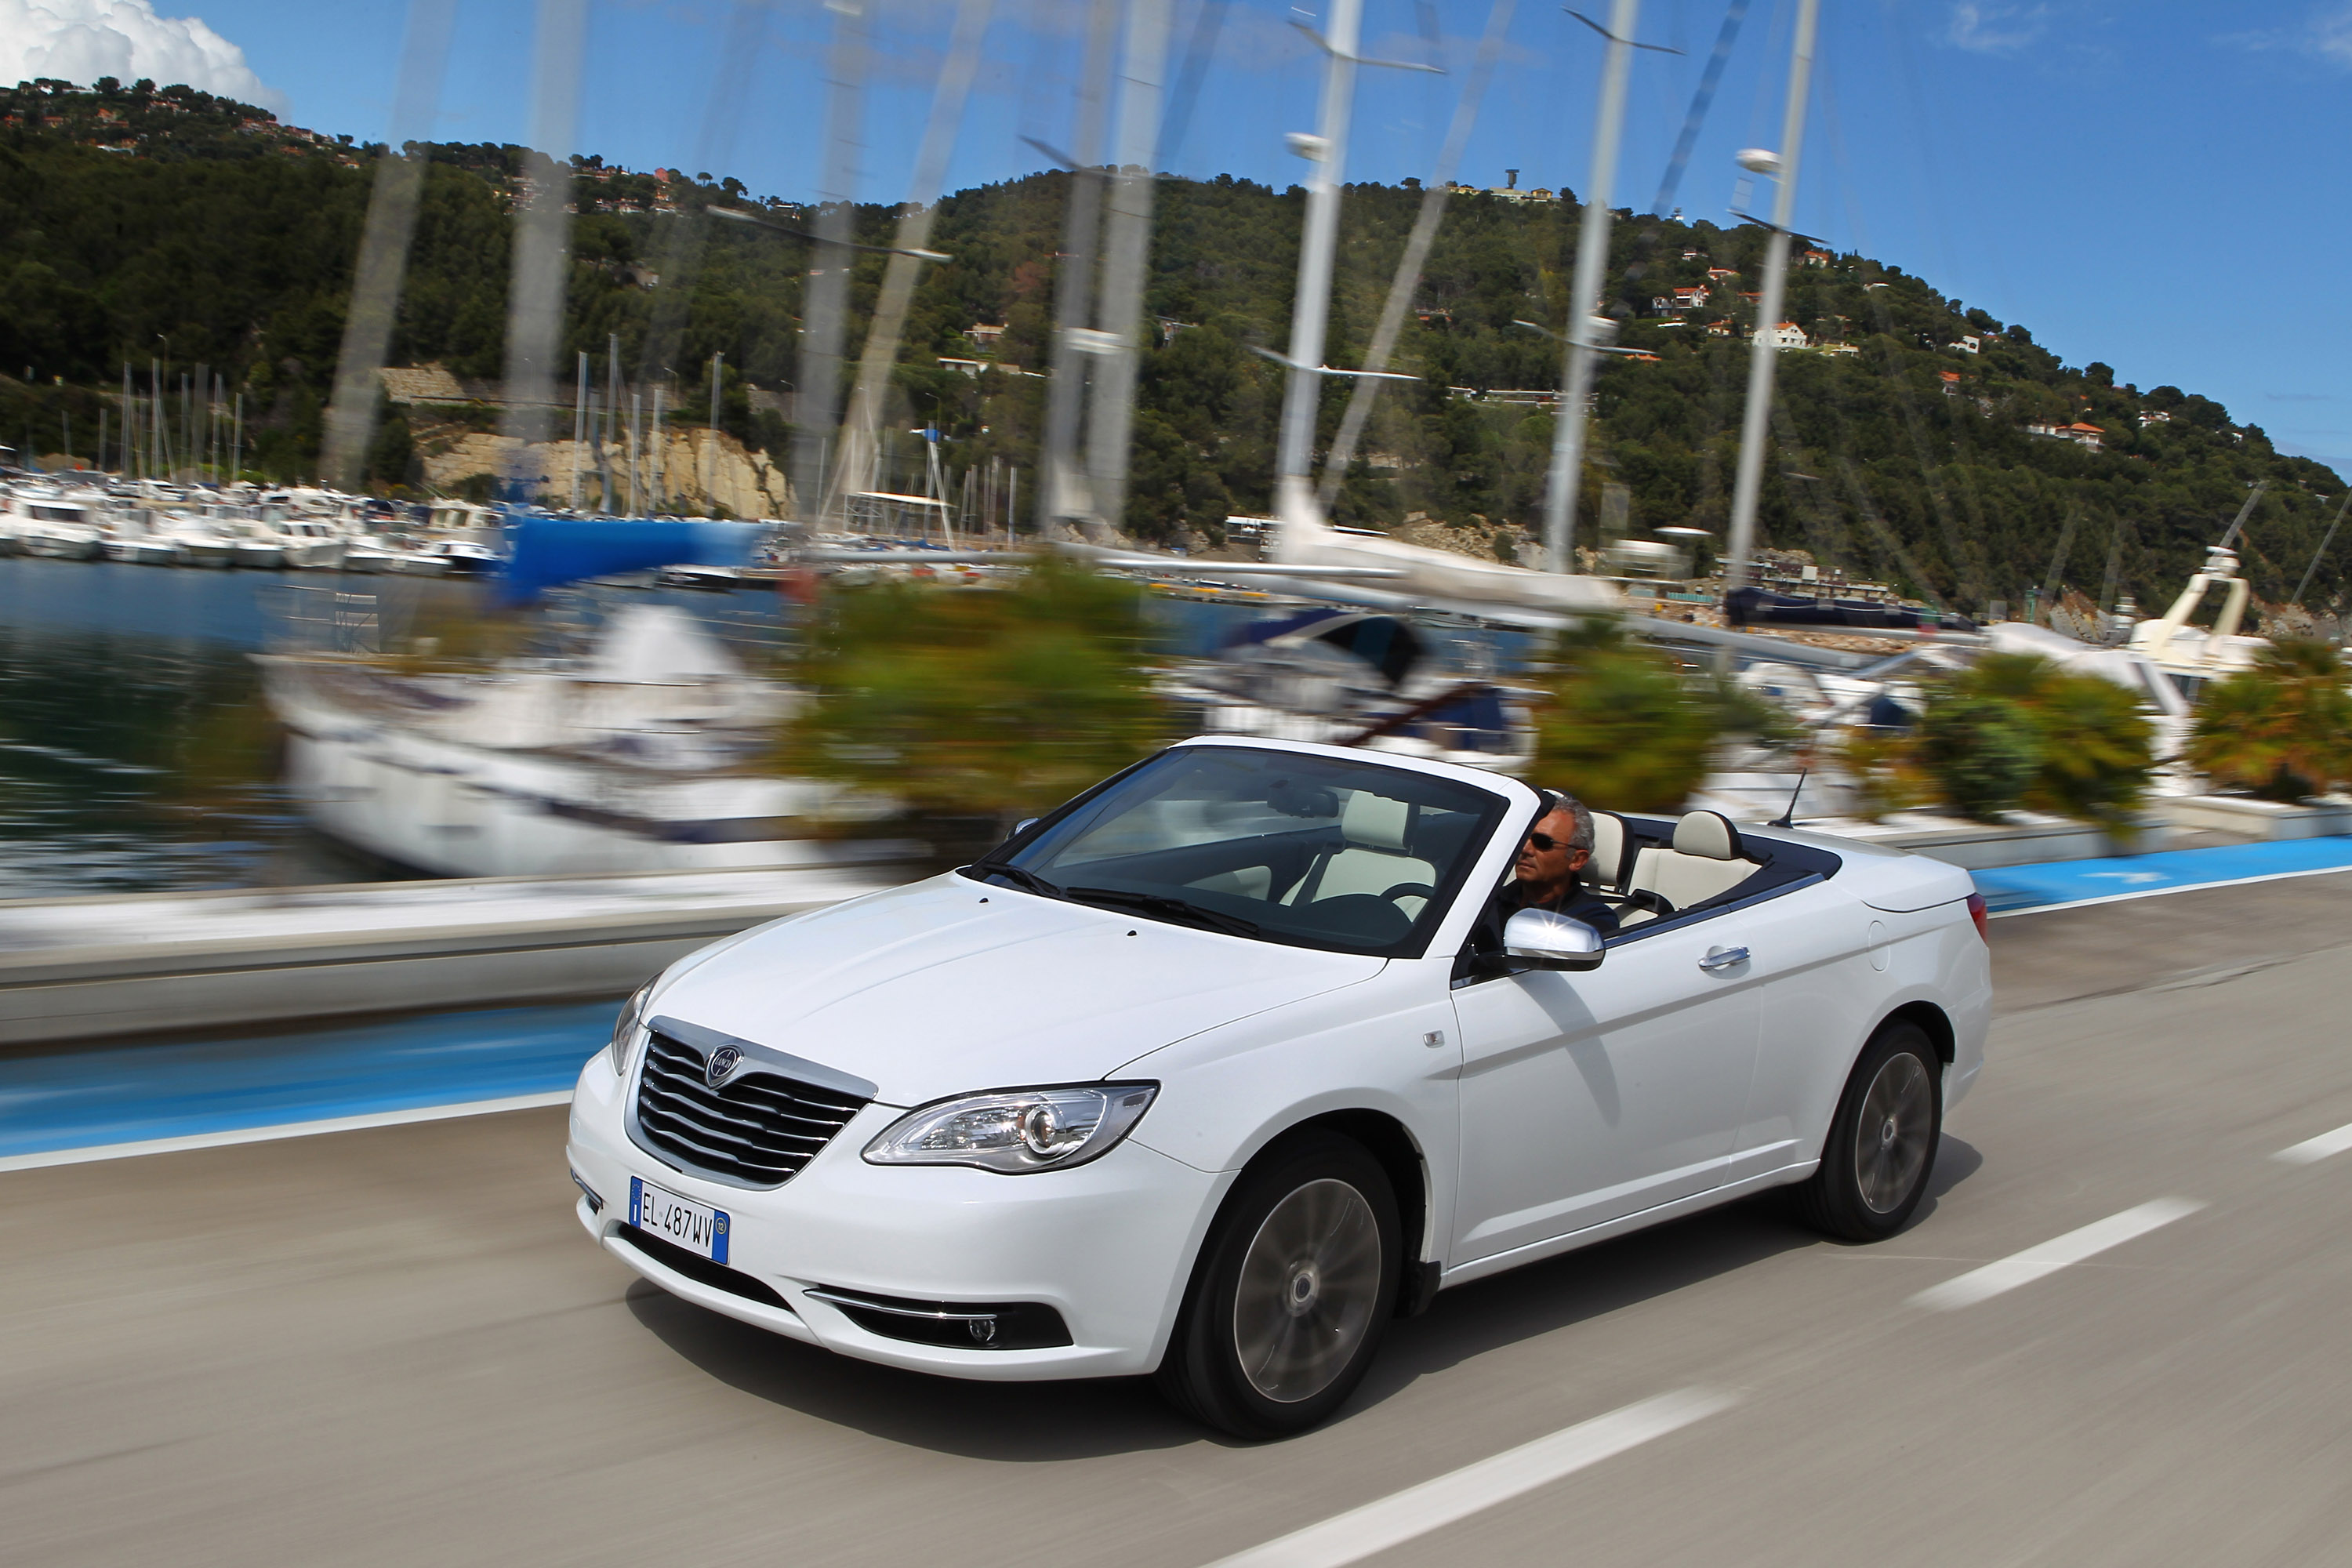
[1203,1388,1736,1568]
[0,1091,573,1174]
[2275,1121,2352,1165]
[1987,858,2352,918]
[1908,1197,2206,1312]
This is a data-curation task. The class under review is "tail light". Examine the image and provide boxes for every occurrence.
[1965,891,1991,944]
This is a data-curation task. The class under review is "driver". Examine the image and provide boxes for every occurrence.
[1505,793,1620,937]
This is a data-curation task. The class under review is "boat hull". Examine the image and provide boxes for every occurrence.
[260,659,866,878]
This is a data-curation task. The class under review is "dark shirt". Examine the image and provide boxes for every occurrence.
[1507,880,1621,937]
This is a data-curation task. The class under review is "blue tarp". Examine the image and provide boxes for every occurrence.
[497,514,762,602]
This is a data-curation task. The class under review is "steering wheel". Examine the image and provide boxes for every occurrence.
[1381,881,1438,910]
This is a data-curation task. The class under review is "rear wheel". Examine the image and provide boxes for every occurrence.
[1156,1132,1400,1439]
[1795,1018,1942,1241]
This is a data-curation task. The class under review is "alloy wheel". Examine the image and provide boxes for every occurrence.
[1853,1051,1934,1214]
[1230,1178,1383,1403]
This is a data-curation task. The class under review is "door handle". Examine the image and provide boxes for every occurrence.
[1698,946,1750,972]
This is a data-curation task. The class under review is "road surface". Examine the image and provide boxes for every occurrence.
[7,873,2352,1566]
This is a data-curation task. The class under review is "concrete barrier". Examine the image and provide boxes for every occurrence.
[0,862,914,1046]
[2147,794,2352,842]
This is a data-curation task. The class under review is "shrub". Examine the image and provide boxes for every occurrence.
[2186,640,2352,802]
[1916,693,2042,821]
[1919,653,2154,827]
[1833,724,1931,822]
[1526,622,1722,811]
[786,558,1166,826]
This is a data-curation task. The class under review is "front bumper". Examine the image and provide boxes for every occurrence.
[567,1049,1223,1381]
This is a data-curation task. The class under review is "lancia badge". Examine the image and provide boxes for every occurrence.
[705,1044,743,1088]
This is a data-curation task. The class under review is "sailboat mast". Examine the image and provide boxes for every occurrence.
[1275,0,1363,502]
[571,350,588,510]
[1722,0,1818,594]
[1541,0,1642,574]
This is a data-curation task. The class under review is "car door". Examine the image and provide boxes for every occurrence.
[1446,917,1764,1267]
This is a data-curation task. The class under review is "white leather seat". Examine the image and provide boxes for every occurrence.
[1290,791,1434,908]
[1585,809,1632,893]
[1627,810,1757,912]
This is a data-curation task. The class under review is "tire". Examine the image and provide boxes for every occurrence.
[1156,1131,1402,1439]
[1794,1018,1943,1242]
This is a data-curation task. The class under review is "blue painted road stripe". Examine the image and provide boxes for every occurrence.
[0,1002,612,1162]
[1973,834,2352,916]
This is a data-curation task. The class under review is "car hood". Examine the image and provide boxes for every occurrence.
[648,873,1388,1105]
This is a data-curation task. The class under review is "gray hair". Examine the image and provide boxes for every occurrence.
[1541,792,1596,857]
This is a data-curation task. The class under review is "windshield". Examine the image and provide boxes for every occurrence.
[976,745,1508,956]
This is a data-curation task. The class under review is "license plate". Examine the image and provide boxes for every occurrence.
[629,1176,731,1264]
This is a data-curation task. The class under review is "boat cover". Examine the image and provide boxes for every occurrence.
[499,514,761,602]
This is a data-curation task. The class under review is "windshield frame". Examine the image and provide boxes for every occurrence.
[963,741,1515,960]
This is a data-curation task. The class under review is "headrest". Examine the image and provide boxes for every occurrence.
[1341,791,1410,852]
[1674,810,1742,861]
[1586,810,1625,880]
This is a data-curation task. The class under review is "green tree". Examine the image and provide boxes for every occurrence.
[1525,623,1720,811]
[1916,693,2042,821]
[787,560,1167,829]
[1945,653,2154,827]
[2186,641,2352,801]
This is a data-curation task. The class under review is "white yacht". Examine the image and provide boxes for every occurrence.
[157,510,238,567]
[100,509,185,565]
[2,490,105,559]
[258,604,885,877]
[230,526,289,569]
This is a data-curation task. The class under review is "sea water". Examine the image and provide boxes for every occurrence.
[0,557,1514,897]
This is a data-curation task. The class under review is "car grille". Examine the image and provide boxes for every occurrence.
[633,1029,869,1188]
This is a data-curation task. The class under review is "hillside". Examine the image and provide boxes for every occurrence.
[1,75,2343,621]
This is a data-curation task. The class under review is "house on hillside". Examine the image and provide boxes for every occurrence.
[966,323,1007,347]
[1760,321,1809,350]
[2139,409,2172,427]
[2026,420,2106,451]
[1801,249,1831,267]
[1704,318,1736,337]
[1669,285,1709,311]
[1947,334,1980,354]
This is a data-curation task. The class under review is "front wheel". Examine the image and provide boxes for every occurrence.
[1156,1132,1401,1439]
[1795,1018,1943,1241]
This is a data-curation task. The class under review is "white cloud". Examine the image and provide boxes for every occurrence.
[2221,3,2352,65]
[1944,2,2049,54]
[0,0,283,111]
[2310,2,2352,66]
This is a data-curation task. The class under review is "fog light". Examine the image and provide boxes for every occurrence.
[965,1316,998,1345]
[571,1170,604,1214]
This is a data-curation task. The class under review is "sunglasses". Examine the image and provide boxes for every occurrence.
[1524,831,1563,851]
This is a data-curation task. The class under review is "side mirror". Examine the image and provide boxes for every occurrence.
[1014,818,1040,836]
[1503,908,1606,971]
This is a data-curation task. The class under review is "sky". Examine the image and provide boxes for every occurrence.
[13,0,2352,474]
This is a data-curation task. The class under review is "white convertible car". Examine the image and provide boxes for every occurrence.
[567,735,1991,1436]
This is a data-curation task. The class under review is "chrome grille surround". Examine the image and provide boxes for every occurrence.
[627,1027,870,1190]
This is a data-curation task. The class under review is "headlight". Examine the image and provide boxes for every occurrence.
[607,981,654,1079]
[862,1083,1159,1174]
